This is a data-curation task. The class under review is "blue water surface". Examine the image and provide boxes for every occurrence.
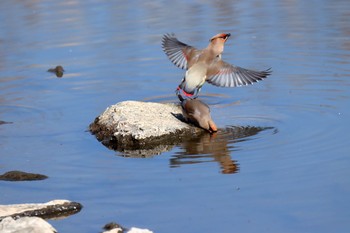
[1,1,350,233]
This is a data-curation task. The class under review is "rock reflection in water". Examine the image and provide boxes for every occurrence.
[113,125,276,174]
[118,144,176,158]
[171,126,275,174]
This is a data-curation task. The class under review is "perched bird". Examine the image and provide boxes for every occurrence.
[178,95,217,133]
[162,33,271,98]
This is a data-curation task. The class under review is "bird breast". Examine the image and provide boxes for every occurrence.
[185,62,207,89]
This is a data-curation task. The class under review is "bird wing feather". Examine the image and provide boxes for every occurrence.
[162,33,201,70]
[206,60,272,87]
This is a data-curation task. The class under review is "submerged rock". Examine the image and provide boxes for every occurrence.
[0,200,82,221]
[89,101,203,153]
[0,171,48,181]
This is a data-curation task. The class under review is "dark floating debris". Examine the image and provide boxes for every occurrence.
[0,120,13,125]
[0,170,48,181]
[47,65,64,78]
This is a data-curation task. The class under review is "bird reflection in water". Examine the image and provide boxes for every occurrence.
[170,126,275,174]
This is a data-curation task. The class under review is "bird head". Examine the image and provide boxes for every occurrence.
[209,33,231,43]
[207,120,218,133]
[208,33,231,56]
[196,117,218,133]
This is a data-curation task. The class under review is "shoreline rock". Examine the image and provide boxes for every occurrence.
[89,101,204,153]
[0,200,82,221]
[0,216,57,233]
[0,200,82,233]
[0,201,153,233]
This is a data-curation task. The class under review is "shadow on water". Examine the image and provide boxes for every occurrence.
[113,125,276,174]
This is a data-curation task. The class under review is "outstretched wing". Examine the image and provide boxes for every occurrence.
[162,33,200,70]
[207,60,272,87]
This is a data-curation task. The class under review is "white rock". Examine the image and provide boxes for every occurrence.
[0,199,76,218]
[103,228,123,233]
[90,101,202,154]
[127,227,153,233]
[0,216,57,233]
[97,101,190,140]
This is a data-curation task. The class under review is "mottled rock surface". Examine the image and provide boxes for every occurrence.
[0,200,82,220]
[90,101,203,152]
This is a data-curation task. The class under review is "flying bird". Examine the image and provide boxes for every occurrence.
[162,33,271,98]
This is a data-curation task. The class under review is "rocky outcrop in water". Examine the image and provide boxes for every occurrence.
[0,216,57,233]
[0,171,48,181]
[0,200,82,221]
[0,200,82,233]
[0,200,153,233]
[89,101,204,154]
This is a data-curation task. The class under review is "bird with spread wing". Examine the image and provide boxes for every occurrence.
[162,33,271,99]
